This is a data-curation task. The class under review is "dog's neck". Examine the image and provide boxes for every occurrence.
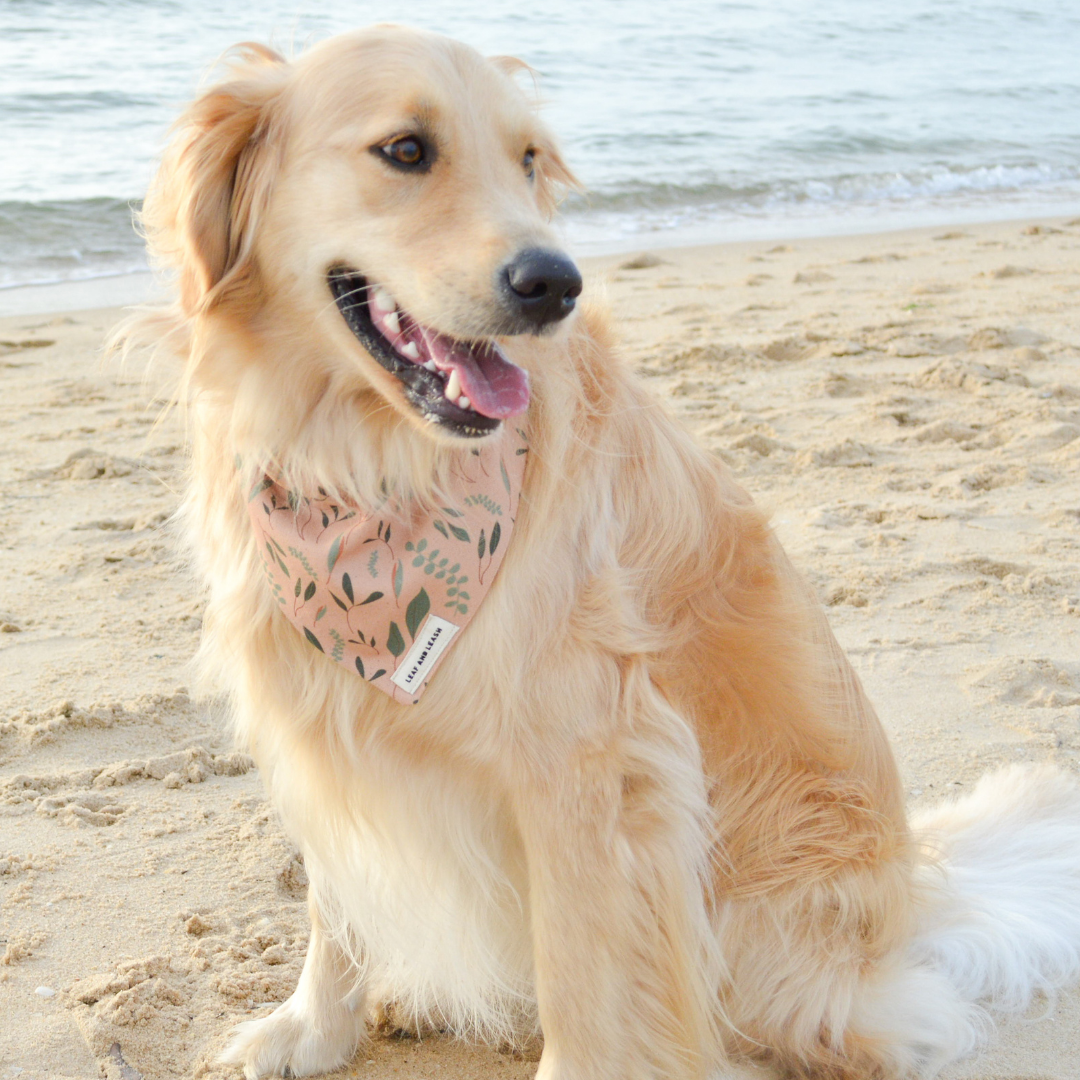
[204,344,519,512]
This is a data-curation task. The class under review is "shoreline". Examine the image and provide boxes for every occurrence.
[1,212,1078,1079]
[5,205,1080,318]
[565,197,1080,258]
[0,271,163,320]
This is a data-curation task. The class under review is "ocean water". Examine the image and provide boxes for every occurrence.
[2,0,1079,290]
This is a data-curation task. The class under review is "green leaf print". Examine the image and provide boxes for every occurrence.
[266,540,290,576]
[330,592,349,612]
[441,506,464,518]
[359,591,383,606]
[477,529,486,561]
[342,573,355,603]
[405,588,430,640]
[303,580,317,602]
[432,520,449,539]
[355,656,365,678]
[463,493,503,515]
[370,669,387,682]
[448,523,470,543]
[328,536,343,574]
[500,460,510,495]
[490,521,501,557]
[248,476,274,502]
[393,559,404,598]
[303,627,324,652]
[294,578,301,598]
[386,622,405,658]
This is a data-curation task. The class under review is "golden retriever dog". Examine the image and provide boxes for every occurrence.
[122,25,1080,1080]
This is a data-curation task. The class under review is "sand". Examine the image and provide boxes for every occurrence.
[1,215,1078,1079]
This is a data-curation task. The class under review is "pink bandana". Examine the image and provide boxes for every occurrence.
[247,426,528,703]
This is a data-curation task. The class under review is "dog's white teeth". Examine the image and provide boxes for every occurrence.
[459,395,472,410]
[371,288,396,314]
[400,341,420,361]
[445,369,462,401]
[423,360,437,372]
[383,309,401,335]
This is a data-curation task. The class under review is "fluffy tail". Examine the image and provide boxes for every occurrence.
[911,763,1080,1018]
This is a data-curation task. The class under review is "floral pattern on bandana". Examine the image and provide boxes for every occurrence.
[247,426,528,704]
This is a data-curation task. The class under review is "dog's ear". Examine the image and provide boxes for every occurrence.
[488,54,535,82]
[488,54,582,216]
[532,141,581,217]
[143,43,288,314]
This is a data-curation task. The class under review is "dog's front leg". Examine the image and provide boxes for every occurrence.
[513,677,719,1080]
[220,889,366,1078]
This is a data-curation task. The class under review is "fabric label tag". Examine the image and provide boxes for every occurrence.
[389,615,461,693]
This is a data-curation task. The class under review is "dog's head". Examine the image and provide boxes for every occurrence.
[145,25,581,441]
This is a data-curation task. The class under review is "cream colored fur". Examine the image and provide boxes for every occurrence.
[119,25,1080,1080]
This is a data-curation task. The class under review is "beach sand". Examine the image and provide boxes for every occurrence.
[2,215,1078,1079]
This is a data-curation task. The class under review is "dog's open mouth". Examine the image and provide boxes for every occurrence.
[329,269,530,438]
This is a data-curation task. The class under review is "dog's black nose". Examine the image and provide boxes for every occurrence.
[503,248,583,328]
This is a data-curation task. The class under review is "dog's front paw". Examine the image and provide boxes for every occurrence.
[219,994,362,1079]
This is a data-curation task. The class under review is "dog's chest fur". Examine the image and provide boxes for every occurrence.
[298,745,539,1038]
[188,419,586,1037]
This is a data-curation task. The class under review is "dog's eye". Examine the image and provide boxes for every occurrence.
[523,148,536,180]
[380,136,427,169]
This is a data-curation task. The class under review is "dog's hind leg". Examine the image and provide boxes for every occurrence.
[511,663,721,1080]
[220,890,367,1078]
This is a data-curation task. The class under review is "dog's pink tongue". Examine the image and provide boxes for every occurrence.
[428,335,530,419]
